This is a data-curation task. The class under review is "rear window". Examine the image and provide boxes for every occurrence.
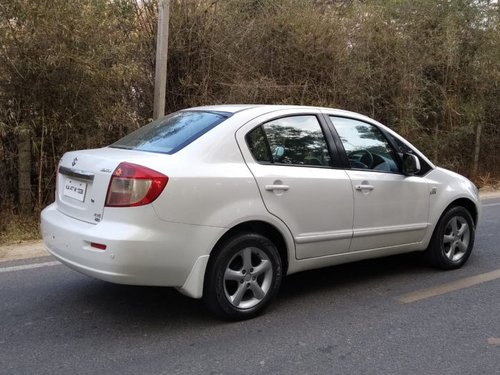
[110,110,230,154]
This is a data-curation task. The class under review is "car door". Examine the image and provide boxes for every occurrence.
[327,115,430,252]
[236,110,354,260]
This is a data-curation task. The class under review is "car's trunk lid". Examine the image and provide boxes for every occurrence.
[56,147,168,224]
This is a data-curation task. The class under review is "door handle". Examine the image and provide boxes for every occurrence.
[265,184,290,191]
[355,184,374,191]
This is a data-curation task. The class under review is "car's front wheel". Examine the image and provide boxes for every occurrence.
[426,206,475,270]
[203,233,282,320]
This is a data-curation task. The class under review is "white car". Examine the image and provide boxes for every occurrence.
[41,105,480,320]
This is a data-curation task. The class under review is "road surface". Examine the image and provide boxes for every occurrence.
[1,198,499,374]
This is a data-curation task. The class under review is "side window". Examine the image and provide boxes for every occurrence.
[330,116,399,173]
[246,125,271,162]
[246,116,332,167]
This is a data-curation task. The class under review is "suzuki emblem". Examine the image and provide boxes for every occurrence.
[72,157,78,167]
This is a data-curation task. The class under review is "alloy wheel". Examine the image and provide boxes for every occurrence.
[223,247,273,309]
[442,216,470,262]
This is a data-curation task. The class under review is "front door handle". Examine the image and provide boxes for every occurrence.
[355,184,375,191]
[265,184,290,191]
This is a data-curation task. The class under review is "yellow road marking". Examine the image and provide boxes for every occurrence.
[399,269,500,303]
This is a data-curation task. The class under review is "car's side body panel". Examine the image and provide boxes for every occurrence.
[346,170,430,251]
[234,109,355,260]
[284,170,479,276]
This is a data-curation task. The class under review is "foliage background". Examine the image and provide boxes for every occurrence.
[0,0,498,238]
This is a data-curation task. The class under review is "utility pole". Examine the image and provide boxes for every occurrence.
[153,0,170,120]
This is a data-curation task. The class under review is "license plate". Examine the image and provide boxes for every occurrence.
[63,178,87,202]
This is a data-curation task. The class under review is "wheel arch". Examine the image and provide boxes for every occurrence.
[180,218,293,300]
[445,197,478,226]
[425,198,477,269]
[421,194,479,251]
[427,197,478,244]
[208,220,290,275]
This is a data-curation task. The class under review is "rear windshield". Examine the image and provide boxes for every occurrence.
[110,110,231,154]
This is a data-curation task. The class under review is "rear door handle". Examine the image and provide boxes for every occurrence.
[265,184,290,191]
[355,184,374,191]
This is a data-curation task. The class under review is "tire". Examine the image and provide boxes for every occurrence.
[426,206,475,270]
[203,232,282,320]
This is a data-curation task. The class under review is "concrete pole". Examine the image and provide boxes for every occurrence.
[153,0,170,120]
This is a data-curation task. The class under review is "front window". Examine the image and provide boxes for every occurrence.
[331,116,399,172]
[111,110,230,154]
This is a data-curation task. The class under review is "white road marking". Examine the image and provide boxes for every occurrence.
[399,269,500,303]
[482,202,500,207]
[0,261,61,273]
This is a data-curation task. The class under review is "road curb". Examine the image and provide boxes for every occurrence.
[479,190,500,199]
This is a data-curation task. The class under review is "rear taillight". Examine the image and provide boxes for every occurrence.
[105,162,168,207]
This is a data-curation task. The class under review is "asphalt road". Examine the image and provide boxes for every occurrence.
[1,198,499,375]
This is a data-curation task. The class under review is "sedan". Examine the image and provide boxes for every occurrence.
[41,105,480,320]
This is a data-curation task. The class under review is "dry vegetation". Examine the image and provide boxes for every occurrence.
[0,0,499,242]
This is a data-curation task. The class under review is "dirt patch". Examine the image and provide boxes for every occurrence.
[0,240,48,262]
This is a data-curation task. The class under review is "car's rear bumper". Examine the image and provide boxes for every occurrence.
[41,203,223,297]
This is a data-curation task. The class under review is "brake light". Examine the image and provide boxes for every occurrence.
[105,162,168,207]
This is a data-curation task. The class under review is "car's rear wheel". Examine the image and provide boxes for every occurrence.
[426,206,475,270]
[203,233,282,320]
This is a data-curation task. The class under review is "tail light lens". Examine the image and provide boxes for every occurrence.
[105,162,168,207]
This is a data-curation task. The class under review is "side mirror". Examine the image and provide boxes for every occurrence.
[402,153,421,176]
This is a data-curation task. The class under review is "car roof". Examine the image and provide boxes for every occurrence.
[183,104,262,114]
[184,104,367,118]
